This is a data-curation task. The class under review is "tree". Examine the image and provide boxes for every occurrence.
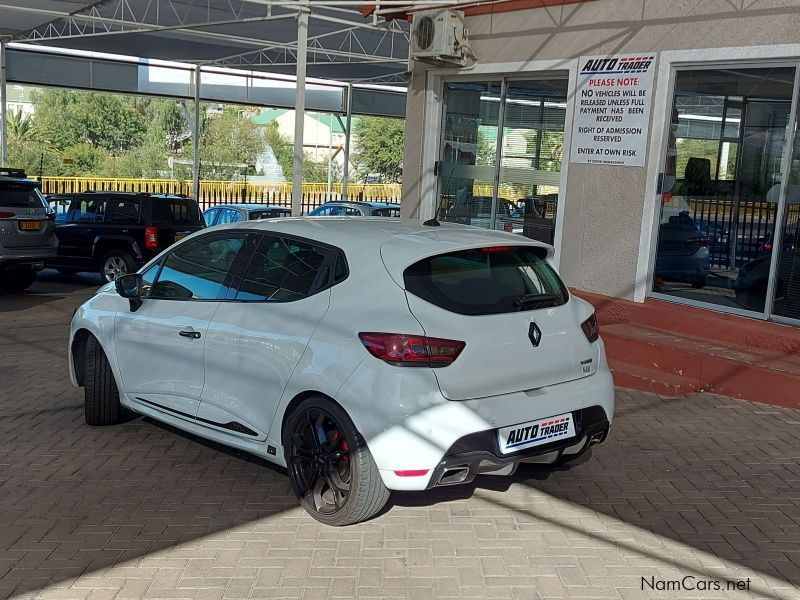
[6,109,60,176]
[199,106,264,179]
[33,89,147,154]
[352,116,405,183]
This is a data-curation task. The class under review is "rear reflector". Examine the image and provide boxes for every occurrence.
[358,332,465,367]
[0,211,14,218]
[393,469,430,477]
[581,313,600,343]
[144,226,159,249]
[481,246,510,253]
[687,236,708,248]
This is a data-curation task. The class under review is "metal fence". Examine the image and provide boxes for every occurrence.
[39,177,403,213]
[687,197,800,269]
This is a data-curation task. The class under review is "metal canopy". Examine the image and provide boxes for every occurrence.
[0,0,418,84]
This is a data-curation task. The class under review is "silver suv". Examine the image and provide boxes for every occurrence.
[0,169,58,292]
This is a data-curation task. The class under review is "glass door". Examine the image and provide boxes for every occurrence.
[436,76,569,247]
[653,66,796,316]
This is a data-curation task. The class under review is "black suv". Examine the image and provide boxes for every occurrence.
[48,192,204,281]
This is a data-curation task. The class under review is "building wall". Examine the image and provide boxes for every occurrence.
[402,0,800,300]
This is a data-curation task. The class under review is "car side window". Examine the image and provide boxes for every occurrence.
[68,196,105,222]
[217,208,238,224]
[139,260,162,297]
[203,208,219,226]
[106,198,140,224]
[311,206,332,216]
[150,234,247,301]
[345,207,362,216]
[236,235,329,302]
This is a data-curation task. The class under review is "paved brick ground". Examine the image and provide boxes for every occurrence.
[1,272,799,600]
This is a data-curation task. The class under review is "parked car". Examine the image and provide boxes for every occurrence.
[0,168,58,292]
[443,195,523,233]
[654,211,711,288]
[68,218,614,526]
[203,204,291,227]
[48,192,204,282]
[308,201,401,217]
[735,249,800,318]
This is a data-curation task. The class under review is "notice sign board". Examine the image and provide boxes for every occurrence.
[569,54,655,167]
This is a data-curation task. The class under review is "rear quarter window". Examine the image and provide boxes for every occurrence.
[149,198,202,226]
[403,246,567,316]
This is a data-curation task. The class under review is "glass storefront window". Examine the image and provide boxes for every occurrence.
[436,77,568,247]
[654,67,796,316]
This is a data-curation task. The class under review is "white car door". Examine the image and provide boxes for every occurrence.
[198,233,333,439]
[114,233,248,417]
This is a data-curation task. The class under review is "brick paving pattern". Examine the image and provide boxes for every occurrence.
[0,273,799,599]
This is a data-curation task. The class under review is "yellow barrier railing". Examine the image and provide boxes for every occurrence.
[39,177,403,203]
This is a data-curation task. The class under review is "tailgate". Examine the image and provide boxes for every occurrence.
[383,240,599,401]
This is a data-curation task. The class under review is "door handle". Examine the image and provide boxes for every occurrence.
[178,329,201,339]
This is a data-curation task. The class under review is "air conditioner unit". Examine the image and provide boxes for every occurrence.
[410,9,468,65]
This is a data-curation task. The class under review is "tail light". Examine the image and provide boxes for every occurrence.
[46,211,55,221]
[145,226,159,249]
[581,313,600,343]
[481,246,510,253]
[764,242,773,251]
[358,332,465,367]
[687,236,708,248]
[0,211,14,218]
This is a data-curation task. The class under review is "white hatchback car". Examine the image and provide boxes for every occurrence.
[68,218,614,525]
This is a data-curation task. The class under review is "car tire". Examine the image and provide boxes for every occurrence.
[283,397,389,526]
[84,335,121,426]
[0,268,37,292]
[691,276,707,289]
[100,250,136,282]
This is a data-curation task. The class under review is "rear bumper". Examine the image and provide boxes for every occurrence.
[0,245,58,268]
[425,406,610,489]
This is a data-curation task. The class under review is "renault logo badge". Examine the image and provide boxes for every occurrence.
[528,322,542,347]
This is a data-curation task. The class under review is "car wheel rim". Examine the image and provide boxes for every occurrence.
[289,408,351,515]
[104,257,127,281]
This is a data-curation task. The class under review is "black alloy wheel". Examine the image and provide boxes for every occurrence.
[284,397,389,526]
[289,407,352,515]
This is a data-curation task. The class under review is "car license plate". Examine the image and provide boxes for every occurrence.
[19,220,41,231]
[497,412,575,454]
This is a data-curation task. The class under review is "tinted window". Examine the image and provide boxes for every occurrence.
[150,198,202,225]
[237,235,328,302]
[68,196,105,222]
[345,207,362,216]
[309,206,331,216]
[248,209,290,220]
[372,207,400,218]
[106,198,140,224]
[0,183,46,208]
[334,252,348,283]
[404,246,567,316]
[151,234,246,300]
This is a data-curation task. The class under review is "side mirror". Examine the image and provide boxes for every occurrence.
[115,273,144,311]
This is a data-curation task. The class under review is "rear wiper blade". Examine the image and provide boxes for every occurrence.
[513,293,562,310]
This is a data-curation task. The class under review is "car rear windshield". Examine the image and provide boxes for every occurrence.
[0,183,46,209]
[249,210,289,220]
[149,198,202,225]
[403,246,568,316]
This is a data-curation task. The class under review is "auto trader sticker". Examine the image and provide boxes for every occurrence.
[569,53,656,167]
[497,412,575,454]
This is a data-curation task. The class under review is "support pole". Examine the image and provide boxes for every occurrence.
[342,83,353,201]
[192,66,201,203]
[292,3,309,217]
[0,42,8,168]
